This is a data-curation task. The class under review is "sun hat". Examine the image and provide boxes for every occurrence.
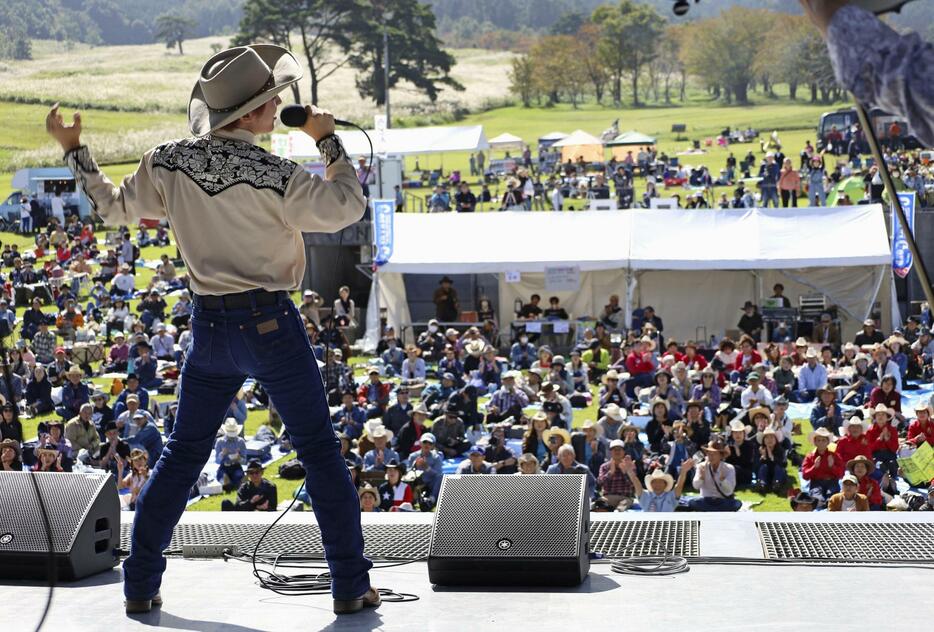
[846,454,875,475]
[871,403,894,421]
[808,426,836,443]
[644,468,674,493]
[188,44,303,136]
[581,419,603,436]
[729,419,750,433]
[805,348,819,359]
[542,427,572,446]
[602,369,622,384]
[701,437,729,456]
[359,484,379,501]
[371,426,394,442]
[795,337,808,347]
[602,404,626,422]
[222,418,241,436]
[790,491,817,509]
[639,336,656,351]
[409,402,430,417]
[609,439,625,450]
[0,438,21,460]
[650,397,670,412]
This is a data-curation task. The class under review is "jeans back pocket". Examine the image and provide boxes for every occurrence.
[186,319,215,367]
[240,308,308,367]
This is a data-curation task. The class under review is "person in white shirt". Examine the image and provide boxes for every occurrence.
[110,263,135,298]
[50,191,66,226]
[740,372,773,409]
[550,183,564,211]
[19,197,32,233]
[149,324,175,361]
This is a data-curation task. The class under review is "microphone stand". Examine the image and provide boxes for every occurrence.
[853,99,934,313]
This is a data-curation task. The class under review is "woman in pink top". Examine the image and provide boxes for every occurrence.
[778,158,801,208]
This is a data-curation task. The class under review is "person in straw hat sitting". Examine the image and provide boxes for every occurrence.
[362,425,398,472]
[624,454,694,512]
[866,403,899,489]
[214,418,247,492]
[845,455,883,510]
[802,426,846,503]
[907,402,934,448]
[725,418,756,488]
[688,438,742,512]
[835,411,874,466]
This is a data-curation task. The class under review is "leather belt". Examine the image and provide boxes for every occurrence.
[194,290,286,311]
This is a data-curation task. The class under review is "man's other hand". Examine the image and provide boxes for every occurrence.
[46,104,82,152]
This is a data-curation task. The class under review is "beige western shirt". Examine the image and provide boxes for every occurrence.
[64,128,365,296]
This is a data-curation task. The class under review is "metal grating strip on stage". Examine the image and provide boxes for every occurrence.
[120,519,699,560]
[757,522,934,561]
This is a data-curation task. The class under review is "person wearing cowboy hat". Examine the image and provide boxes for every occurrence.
[539,382,572,429]
[725,418,756,488]
[395,402,430,459]
[808,385,843,435]
[846,454,884,510]
[362,426,398,472]
[866,403,899,490]
[541,426,573,469]
[802,426,845,501]
[49,41,378,611]
[486,370,529,426]
[221,459,277,512]
[624,455,693,512]
[854,318,885,348]
[790,491,818,512]
[835,412,874,465]
[432,404,470,459]
[213,418,247,492]
[755,427,787,493]
[0,437,23,471]
[359,484,381,513]
[794,347,827,403]
[689,438,742,512]
[406,432,443,499]
[598,369,630,416]
[546,443,597,498]
[827,474,870,512]
[841,352,875,405]
[907,402,934,448]
[331,389,367,440]
[597,439,638,510]
[400,344,427,382]
[378,460,414,511]
[433,276,460,323]
[53,364,88,421]
[34,442,65,473]
[571,420,608,478]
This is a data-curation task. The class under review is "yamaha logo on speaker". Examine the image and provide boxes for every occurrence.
[0,533,13,545]
[497,539,512,551]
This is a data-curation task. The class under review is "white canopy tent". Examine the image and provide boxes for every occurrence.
[364,205,892,350]
[488,132,526,152]
[271,125,489,159]
[552,129,604,163]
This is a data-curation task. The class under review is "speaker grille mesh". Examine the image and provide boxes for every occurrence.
[758,522,934,561]
[430,474,585,558]
[0,472,107,553]
[589,519,699,557]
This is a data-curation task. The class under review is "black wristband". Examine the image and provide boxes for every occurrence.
[316,134,347,167]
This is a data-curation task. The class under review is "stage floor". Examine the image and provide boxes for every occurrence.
[5,512,934,632]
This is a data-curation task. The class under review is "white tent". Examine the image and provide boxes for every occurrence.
[552,129,604,163]
[488,132,526,152]
[271,125,489,159]
[364,205,891,349]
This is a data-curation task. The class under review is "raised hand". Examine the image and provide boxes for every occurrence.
[45,104,82,152]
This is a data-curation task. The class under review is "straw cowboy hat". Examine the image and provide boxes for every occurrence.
[370,426,394,442]
[644,468,674,493]
[358,484,379,502]
[602,369,622,384]
[602,404,626,422]
[808,426,836,444]
[639,336,656,351]
[840,415,868,435]
[729,419,751,434]
[188,44,302,136]
[0,438,21,460]
[846,454,876,475]
[747,406,771,421]
[700,437,730,457]
[649,397,670,412]
[870,403,894,422]
[581,419,604,437]
[409,402,430,417]
[465,340,485,357]
[542,427,572,446]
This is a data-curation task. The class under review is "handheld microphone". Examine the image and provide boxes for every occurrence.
[279,104,352,128]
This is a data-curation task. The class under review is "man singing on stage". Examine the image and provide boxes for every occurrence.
[46,44,378,615]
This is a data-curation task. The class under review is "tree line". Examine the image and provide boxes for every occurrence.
[509,1,842,108]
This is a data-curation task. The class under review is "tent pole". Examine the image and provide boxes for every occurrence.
[853,99,934,314]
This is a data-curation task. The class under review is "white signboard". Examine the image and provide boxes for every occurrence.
[505,270,521,283]
[544,265,580,292]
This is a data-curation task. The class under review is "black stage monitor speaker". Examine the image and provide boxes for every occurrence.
[428,474,590,586]
[0,471,120,580]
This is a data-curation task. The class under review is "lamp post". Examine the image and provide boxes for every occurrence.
[383,10,393,128]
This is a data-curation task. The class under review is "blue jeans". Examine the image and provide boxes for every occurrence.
[216,462,244,490]
[123,295,371,600]
[687,496,742,512]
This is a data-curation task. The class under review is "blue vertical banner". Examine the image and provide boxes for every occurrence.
[372,199,394,266]
[892,192,916,279]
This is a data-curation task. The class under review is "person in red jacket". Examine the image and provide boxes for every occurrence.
[866,403,898,487]
[682,341,708,371]
[357,367,392,419]
[733,335,762,379]
[802,426,845,502]
[867,375,902,420]
[847,454,883,510]
[835,414,873,465]
[907,403,934,448]
[624,336,656,398]
[662,340,684,364]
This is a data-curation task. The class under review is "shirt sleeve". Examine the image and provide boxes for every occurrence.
[282,134,367,233]
[826,5,934,147]
[64,146,167,225]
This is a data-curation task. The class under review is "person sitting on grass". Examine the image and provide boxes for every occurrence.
[907,403,934,448]
[827,474,870,512]
[362,426,398,472]
[378,460,413,511]
[214,418,247,493]
[117,448,150,510]
[688,438,742,512]
[624,455,693,512]
[221,460,277,512]
[725,418,756,488]
[359,485,381,513]
[332,389,367,439]
[866,404,899,492]
[56,366,88,420]
[456,445,493,474]
[846,454,884,511]
[126,411,163,469]
[596,440,637,511]
[835,413,873,465]
[801,426,845,503]
[113,373,149,417]
[133,341,163,390]
[755,427,787,494]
